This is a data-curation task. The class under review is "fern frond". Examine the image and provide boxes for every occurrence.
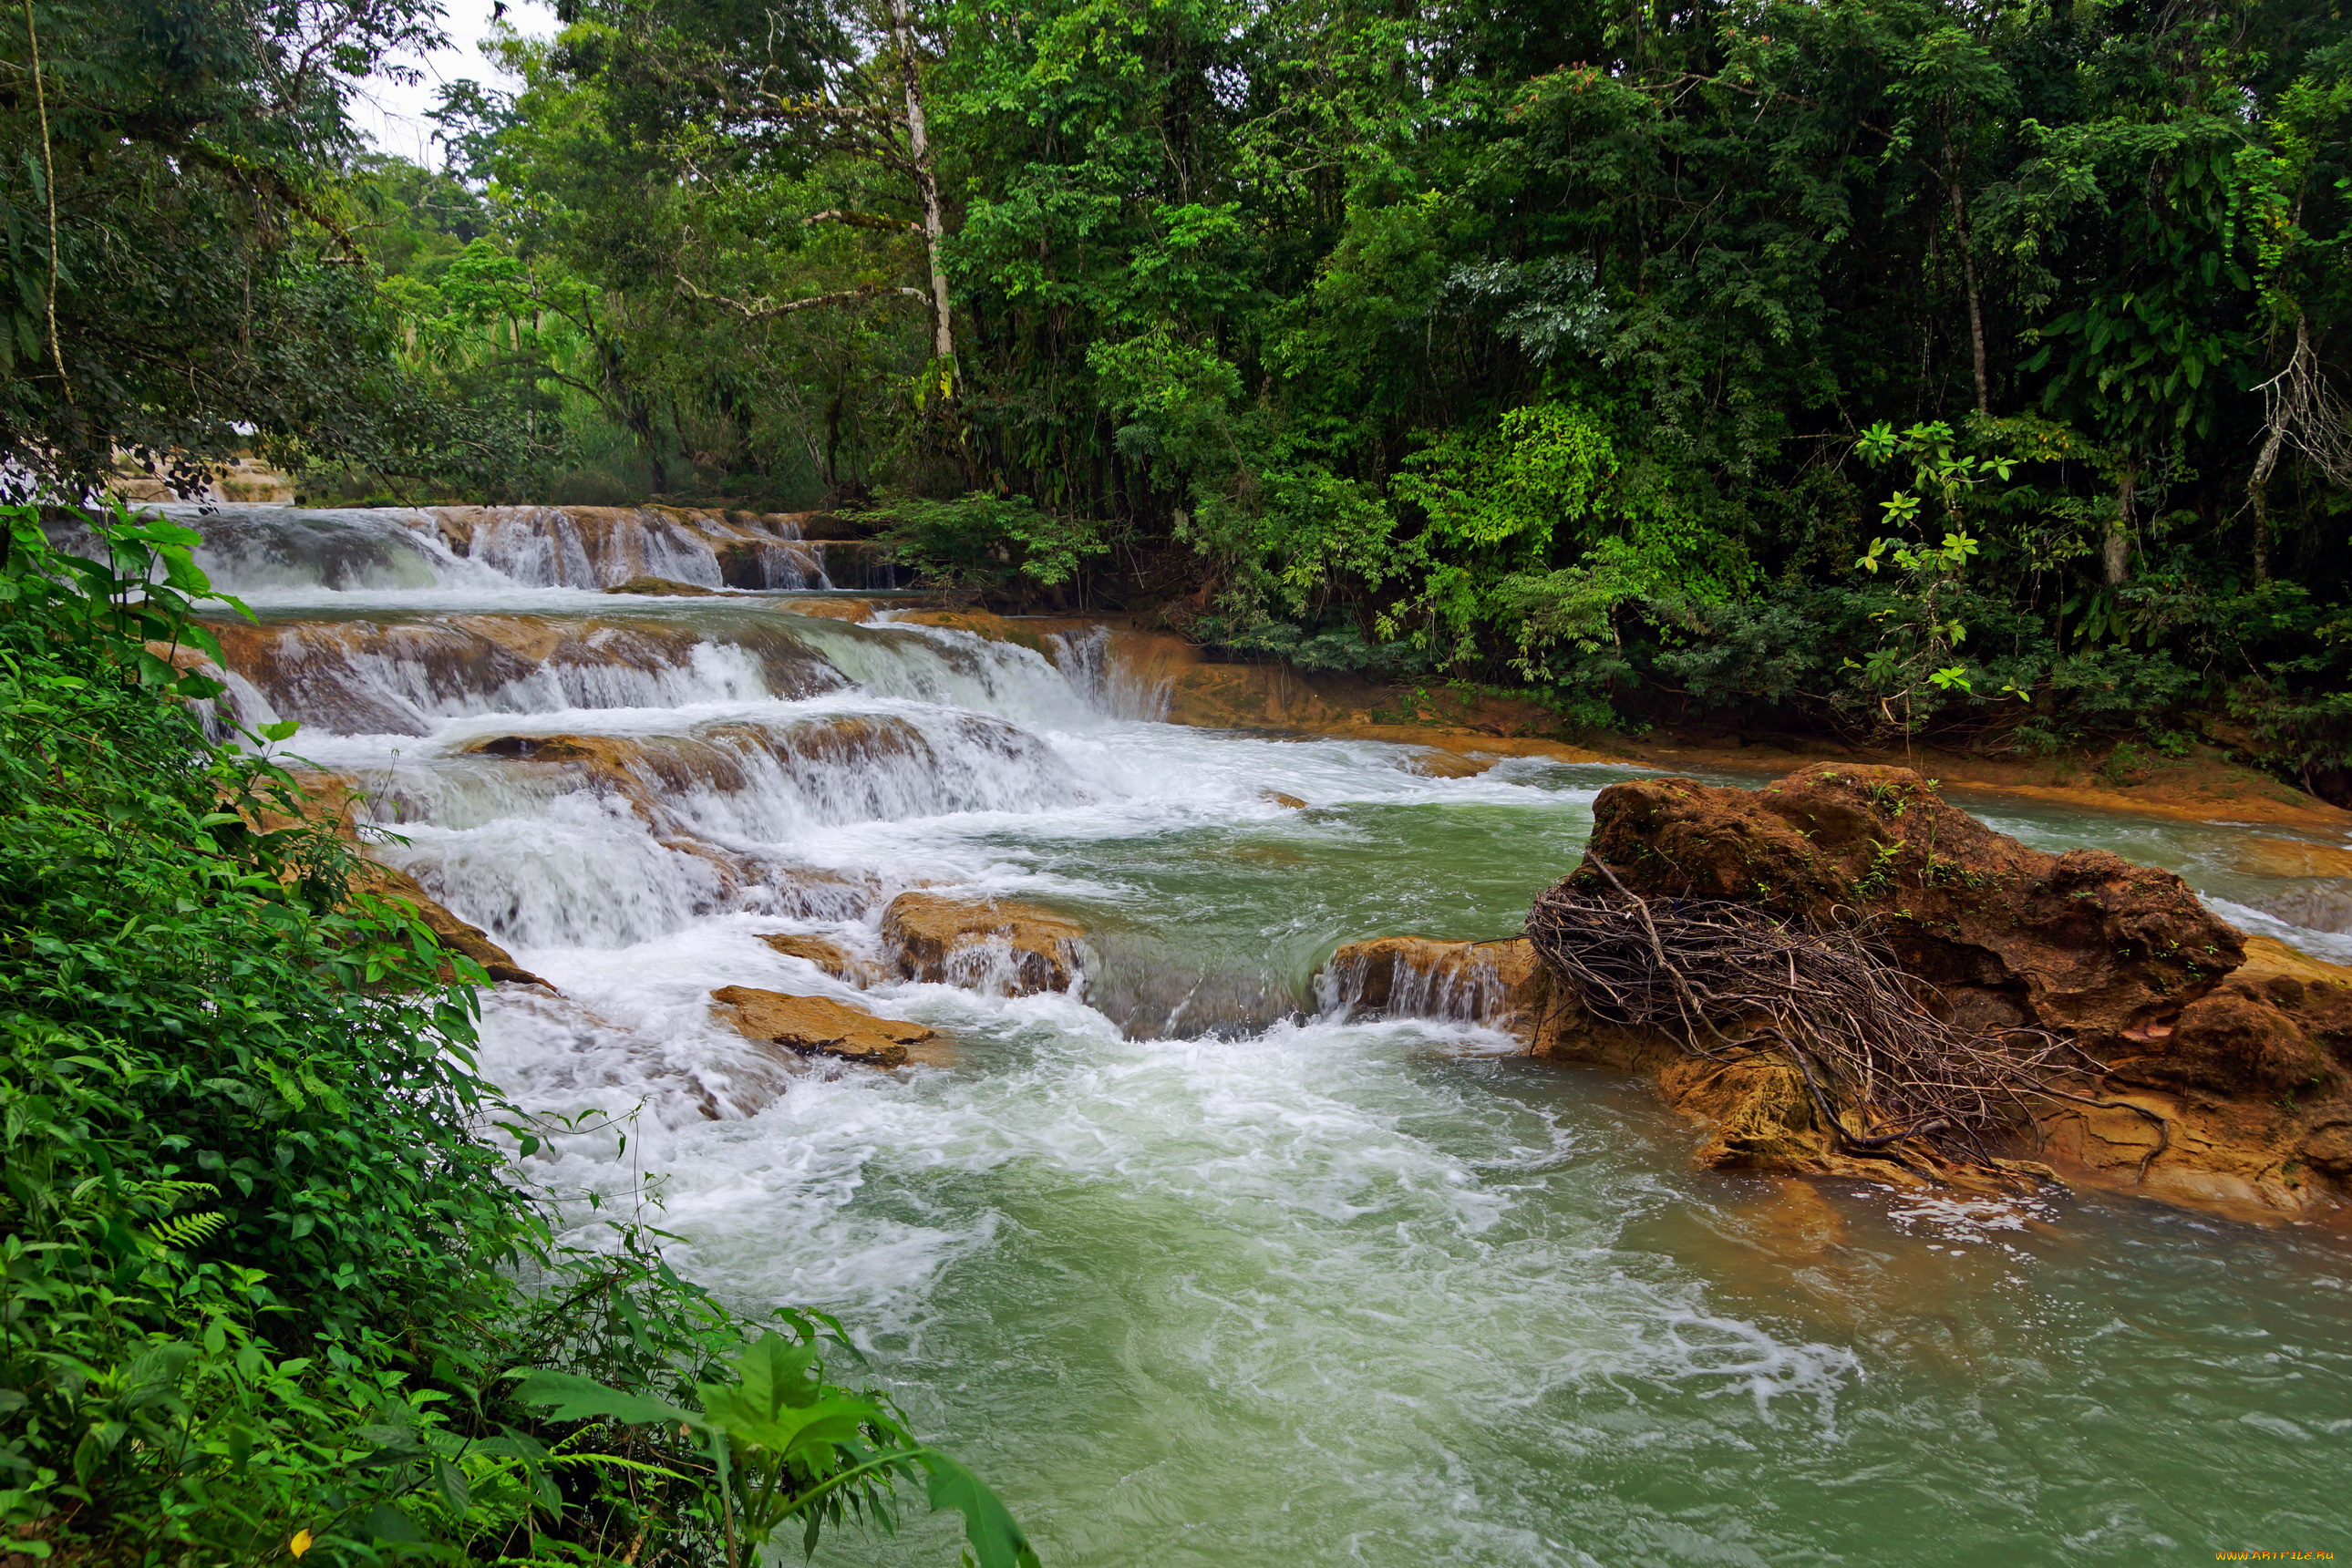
[147,1210,230,1250]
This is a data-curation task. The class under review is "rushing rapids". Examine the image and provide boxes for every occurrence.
[190,504,2352,1566]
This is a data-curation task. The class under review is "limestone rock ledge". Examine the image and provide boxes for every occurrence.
[1325,763,2352,1220]
[710,985,937,1068]
[756,932,888,985]
[881,892,1086,995]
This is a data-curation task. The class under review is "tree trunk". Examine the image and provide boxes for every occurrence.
[1945,150,1988,417]
[2106,461,2134,586]
[887,0,955,387]
[2245,312,2305,586]
[2251,480,2274,583]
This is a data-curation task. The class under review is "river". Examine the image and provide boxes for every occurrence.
[179,504,2350,1566]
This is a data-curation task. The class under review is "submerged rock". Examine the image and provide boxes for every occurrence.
[605,575,721,596]
[1405,750,1497,779]
[882,892,1085,995]
[1326,763,2352,1218]
[774,596,881,622]
[756,932,885,985]
[1324,935,1553,1037]
[709,985,935,1068]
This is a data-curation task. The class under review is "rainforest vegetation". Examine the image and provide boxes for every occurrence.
[0,504,1041,1563]
[3,0,2351,777]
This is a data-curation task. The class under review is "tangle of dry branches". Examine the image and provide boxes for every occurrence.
[1524,858,2077,1166]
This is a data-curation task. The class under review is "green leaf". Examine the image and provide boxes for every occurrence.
[511,1370,698,1429]
[732,1328,822,1415]
[434,1456,472,1514]
[923,1450,1040,1568]
[700,1391,882,1461]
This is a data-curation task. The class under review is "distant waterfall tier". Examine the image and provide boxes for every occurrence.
[99,503,906,593]
[205,611,851,735]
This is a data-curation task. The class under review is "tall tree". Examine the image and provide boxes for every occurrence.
[0,0,452,492]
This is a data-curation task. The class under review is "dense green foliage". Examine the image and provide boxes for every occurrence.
[0,0,545,490]
[0,506,1031,1564]
[6,0,2352,775]
[356,0,2352,777]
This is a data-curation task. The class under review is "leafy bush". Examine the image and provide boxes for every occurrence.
[871,492,1106,592]
[0,505,1030,1564]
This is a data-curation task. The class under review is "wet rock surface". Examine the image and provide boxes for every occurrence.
[352,860,554,990]
[205,613,843,737]
[709,985,936,1068]
[1324,935,1553,1037]
[1329,763,2352,1217]
[755,932,886,985]
[1577,764,2246,1049]
[882,892,1086,995]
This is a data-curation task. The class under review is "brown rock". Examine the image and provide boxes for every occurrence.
[756,932,884,985]
[459,715,965,826]
[882,892,1085,994]
[709,985,934,1068]
[1576,764,2244,1056]
[1325,935,1557,1037]
[605,576,721,596]
[2233,837,2352,878]
[1318,933,1948,1184]
[353,861,553,989]
[1407,750,1496,779]
[1262,790,1308,809]
[1548,764,2352,1213]
[776,597,879,622]
[1333,766,2352,1216]
[891,609,1053,655]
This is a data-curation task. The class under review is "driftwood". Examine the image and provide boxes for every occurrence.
[1524,858,2075,1166]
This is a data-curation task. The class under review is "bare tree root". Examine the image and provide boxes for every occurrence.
[1526,861,2069,1168]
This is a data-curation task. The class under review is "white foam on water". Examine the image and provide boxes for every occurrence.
[150,502,832,594]
[2207,896,2352,963]
[154,504,517,593]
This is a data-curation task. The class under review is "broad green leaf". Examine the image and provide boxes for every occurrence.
[923,1450,1041,1568]
[731,1328,822,1416]
[511,1370,697,1429]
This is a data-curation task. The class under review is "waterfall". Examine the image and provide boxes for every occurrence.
[1317,937,1520,1029]
[207,612,850,736]
[1047,624,1174,722]
[138,502,832,593]
[449,505,827,590]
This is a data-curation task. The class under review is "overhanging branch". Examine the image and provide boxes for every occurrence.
[673,272,929,323]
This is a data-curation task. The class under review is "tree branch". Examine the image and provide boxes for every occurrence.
[801,210,922,233]
[672,273,928,323]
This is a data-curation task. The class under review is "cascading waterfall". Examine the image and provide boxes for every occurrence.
[1316,942,1516,1028]
[1047,624,1173,722]
[138,501,834,594]
[211,612,850,735]
[185,504,2352,1568]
